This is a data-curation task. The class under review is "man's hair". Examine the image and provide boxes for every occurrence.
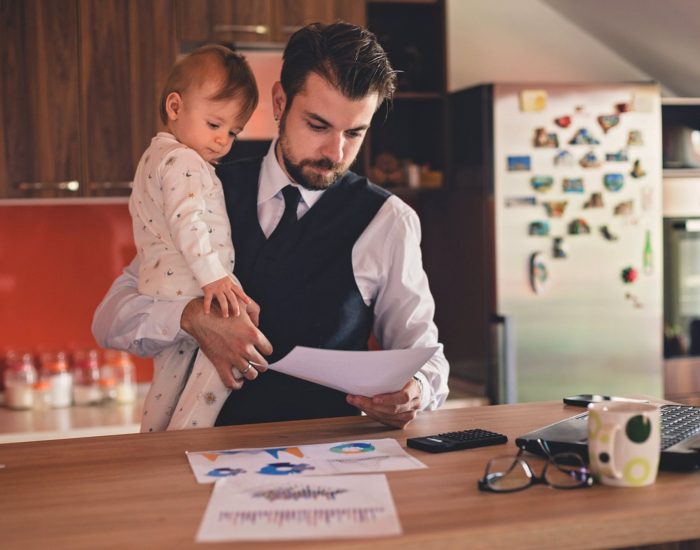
[159,44,259,125]
[281,22,396,109]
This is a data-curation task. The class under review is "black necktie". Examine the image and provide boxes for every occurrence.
[269,185,301,241]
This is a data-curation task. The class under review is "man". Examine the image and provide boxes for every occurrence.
[93,22,449,429]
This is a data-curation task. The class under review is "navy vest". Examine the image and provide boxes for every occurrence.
[214,158,391,425]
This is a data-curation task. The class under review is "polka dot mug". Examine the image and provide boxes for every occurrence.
[587,402,660,487]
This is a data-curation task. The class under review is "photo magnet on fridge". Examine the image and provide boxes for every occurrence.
[507,156,531,171]
[569,128,600,145]
[604,173,625,192]
[531,176,554,193]
[597,114,620,133]
[563,178,584,193]
[529,252,549,294]
[606,149,629,162]
[554,150,574,166]
[630,159,646,178]
[533,128,559,148]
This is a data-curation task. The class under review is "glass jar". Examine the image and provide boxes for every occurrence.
[40,352,73,408]
[72,350,102,406]
[102,351,136,404]
[32,380,52,410]
[3,353,37,410]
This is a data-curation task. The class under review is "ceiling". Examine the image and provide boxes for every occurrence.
[542,0,700,97]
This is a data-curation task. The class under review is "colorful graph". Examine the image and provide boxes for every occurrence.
[258,462,316,476]
[206,467,246,478]
[252,484,347,502]
[329,442,375,454]
[217,507,386,527]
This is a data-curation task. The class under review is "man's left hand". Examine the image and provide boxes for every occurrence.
[346,379,422,429]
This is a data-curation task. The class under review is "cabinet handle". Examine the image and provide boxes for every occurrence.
[279,25,303,34]
[15,181,80,192]
[213,24,269,35]
[89,181,133,190]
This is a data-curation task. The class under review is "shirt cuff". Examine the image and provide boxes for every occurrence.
[136,298,197,348]
[413,372,430,411]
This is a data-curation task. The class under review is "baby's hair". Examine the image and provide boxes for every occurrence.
[159,44,259,125]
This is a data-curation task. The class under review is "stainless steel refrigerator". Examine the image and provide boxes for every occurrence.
[433,83,663,403]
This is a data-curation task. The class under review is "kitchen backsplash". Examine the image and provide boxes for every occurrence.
[0,201,152,381]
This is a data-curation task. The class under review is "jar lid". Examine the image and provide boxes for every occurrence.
[33,380,50,390]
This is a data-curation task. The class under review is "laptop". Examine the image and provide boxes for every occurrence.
[515,404,700,471]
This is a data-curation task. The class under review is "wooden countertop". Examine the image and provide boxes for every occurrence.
[1,401,699,549]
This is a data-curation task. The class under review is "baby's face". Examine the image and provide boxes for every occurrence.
[170,81,250,163]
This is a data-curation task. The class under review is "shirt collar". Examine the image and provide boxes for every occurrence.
[258,140,326,208]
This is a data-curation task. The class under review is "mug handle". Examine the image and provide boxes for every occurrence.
[596,424,623,479]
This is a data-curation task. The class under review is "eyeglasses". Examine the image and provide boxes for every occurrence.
[478,439,593,493]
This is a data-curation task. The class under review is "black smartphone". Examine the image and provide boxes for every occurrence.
[562,394,648,407]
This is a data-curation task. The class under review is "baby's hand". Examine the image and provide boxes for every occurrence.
[202,277,251,318]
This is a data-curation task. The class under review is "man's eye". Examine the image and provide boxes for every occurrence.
[207,122,219,129]
[308,122,326,131]
[345,130,363,139]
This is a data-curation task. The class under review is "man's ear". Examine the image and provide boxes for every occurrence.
[165,92,183,121]
[271,82,286,121]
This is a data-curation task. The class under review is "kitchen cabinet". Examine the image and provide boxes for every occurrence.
[176,0,365,45]
[0,0,81,199]
[0,0,177,199]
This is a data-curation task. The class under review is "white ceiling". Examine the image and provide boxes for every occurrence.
[542,0,700,97]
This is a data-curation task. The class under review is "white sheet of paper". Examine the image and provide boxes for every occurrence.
[196,474,402,541]
[265,346,438,397]
[186,438,427,484]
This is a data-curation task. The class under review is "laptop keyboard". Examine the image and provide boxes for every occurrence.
[661,405,700,450]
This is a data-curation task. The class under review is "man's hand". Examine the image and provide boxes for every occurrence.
[346,378,422,429]
[181,297,272,389]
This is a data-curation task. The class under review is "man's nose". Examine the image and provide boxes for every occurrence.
[321,134,344,164]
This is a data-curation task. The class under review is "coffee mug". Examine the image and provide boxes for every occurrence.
[587,402,660,487]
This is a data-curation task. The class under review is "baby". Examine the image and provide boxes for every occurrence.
[128,45,258,431]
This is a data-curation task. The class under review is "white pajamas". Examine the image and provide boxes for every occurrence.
[129,132,236,432]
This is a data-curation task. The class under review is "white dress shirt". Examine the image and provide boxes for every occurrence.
[93,142,449,410]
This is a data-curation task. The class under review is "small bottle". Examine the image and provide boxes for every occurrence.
[40,352,73,408]
[72,350,102,406]
[101,351,136,404]
[32,380,52,410]
[3,353,37,410]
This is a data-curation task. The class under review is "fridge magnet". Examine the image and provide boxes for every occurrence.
[597,114,620,133]
[600,225,619,241]
[507,155,531,171]
[584,192,604,208]
[632,91,655,112]
[616,102,632,113]
[574,105,587,114]
[605,149,629,162]
[533,128,559,148]
[603,173,624,192]
[643,229,653,275]
[579,151,602,168]
[528,221,550,236]
[614,200,634,216]
[627,130,644,146]
[531,176,554,193]
[519,89,548,112]
[621,266,638,284]
[554,116,572,128]
[625,292,643,308]
[552,237,567,258]
[569,128,600,145]
[529,252,549,294]
[553,150,574,166]
[630,159,646,178]
[568,218,591,235]
[563,177,584,193]
[543,200,568,218]
[505,196,537,207]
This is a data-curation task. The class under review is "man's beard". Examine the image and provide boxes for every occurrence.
[278,115,350,191]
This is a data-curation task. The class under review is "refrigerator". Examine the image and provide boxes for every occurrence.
[434,83,663,403]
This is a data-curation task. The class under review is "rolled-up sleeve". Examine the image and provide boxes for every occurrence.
[92,256,196,357]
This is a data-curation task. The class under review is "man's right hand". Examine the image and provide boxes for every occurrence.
[180,298,272,389]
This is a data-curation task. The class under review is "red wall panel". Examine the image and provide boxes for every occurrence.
[0,202,153,381]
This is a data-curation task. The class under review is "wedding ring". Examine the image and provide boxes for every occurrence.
[239,362,253,375]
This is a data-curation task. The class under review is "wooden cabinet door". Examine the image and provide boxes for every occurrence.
[0,0,81,198]
[272,0,333,43]
[80,0,176,196]
[177,0,273,44]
